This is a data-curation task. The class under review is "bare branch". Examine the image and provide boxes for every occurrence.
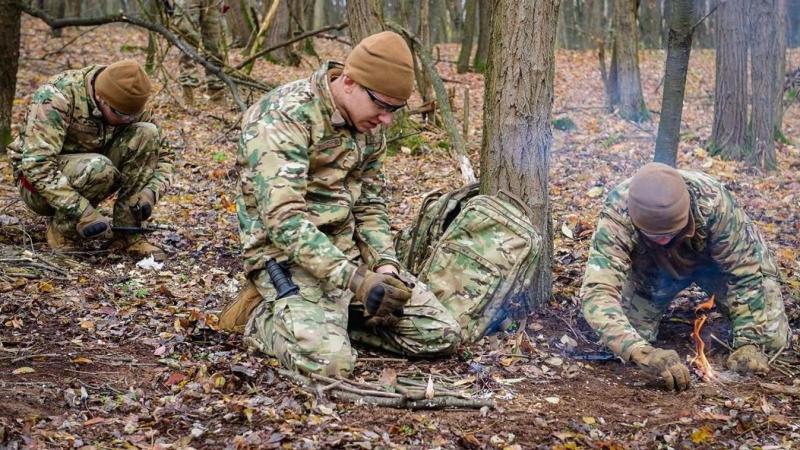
[235,22,349,71]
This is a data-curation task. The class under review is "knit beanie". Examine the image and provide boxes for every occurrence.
[344,31,414,101]
[627,162,691,235]
[95,59,152,115]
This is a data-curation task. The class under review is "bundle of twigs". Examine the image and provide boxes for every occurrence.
[278,369,494,410]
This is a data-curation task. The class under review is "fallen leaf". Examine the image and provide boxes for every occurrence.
[83,417,106,426]
[545,396,561,404]
[425,375,435,399]
[164,372,187,386]
[378,367,397,386]
[587,186,604,198]
[12,367,35,375]
[72,357,92,365]
[561,222,574,239]
[691,425,714,444]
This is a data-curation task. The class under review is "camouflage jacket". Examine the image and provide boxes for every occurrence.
[581,169,784,359]
[236,61,398,290]
[7,65,173,219]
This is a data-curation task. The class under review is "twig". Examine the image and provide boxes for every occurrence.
[692,0,726,32]
[235,22,349,70]
[768,343,786,365]
[40,26,100,58]
[330,390,493,410]
[552,312,592,345]
[709,334,733,351]
[8,353,61,363]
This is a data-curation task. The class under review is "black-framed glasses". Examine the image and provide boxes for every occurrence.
[365,88,406,113]
[101,99,139,121]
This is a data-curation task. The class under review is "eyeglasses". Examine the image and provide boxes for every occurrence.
[101,99,139,121]
[639,229,681,244]
[364,88,406,113]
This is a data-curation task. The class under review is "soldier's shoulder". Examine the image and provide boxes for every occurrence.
[680,169,726,193]
[602,178,632,214]
[680,169,730,216]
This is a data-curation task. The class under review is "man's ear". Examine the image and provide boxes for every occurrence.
[341,75,357,92]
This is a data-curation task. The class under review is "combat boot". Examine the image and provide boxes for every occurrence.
[182,85,195,107]
[46,222,80,253]
[218,280,263,334]
[109,235,167,261]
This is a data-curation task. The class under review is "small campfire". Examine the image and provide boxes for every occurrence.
[691,295,717,381]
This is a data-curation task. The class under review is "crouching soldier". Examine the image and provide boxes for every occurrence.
[219,32,461,376]
[581,162,791,391]
[8,59,173,259]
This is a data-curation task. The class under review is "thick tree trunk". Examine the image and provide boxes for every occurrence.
[227,0,255,47]
[788,0,800,47]
[610,0,649,122]
[481,0,559,311]
[0,0,21,151]
[654,0,693,166]
[749,0,781,170]
[774,0,787,134]
[346,0,383,44]
[692,0,714,48]
[456,0,477,73]
[710,0,748,159]
[473,0,492,72]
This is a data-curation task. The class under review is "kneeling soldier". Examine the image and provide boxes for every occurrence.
[8,59,173,259]
[581,163,790,391]
[219,31,461,376]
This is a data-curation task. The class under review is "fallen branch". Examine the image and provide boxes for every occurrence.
[387,22,477,185]
[760,382,800,398]
[278,368,490,410]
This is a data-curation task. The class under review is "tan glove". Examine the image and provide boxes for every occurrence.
[630,346,691,392]
[349,264,412,328]
[726,344,769,375]
[129,188,155,222]
[75,206,112,239]
[218,280,263,334]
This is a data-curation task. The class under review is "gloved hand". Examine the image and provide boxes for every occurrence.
[75,206,112,239]
[129,188,155,222]
[726,344,769,375]
[349,264,412,328]
[630,346,691,392]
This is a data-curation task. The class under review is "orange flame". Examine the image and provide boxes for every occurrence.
[691,295,716,381]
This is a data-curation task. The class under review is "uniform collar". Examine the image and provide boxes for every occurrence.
[84,65,106,120]
[312,60,350,130]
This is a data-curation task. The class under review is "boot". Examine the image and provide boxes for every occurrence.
[46,221,80,253]
[109,235,167,261]
[182,85,195,107]
[218,280,263,333]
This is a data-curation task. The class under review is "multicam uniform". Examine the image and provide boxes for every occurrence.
[172,0,225,91]
[7,65,173,238]
[581,170,790,360]
[237,61,461,375]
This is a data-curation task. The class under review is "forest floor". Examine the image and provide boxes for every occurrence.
[1,18,800,450]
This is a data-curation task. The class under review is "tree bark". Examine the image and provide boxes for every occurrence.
[346,0,383,43]
[473,0,492,72]
[480,0,559,311]
[692,0,714,47]
[774,0,787,135]
[227,0,255,47]
[639,0,662,48]
[654,0,693,166]
[415,0,433,103]
[710,0,748,159]
[264,0,298,65]
[456,0,477,73]
[749,0,781,170]
[610,0,649,122]
[0,0,21,151]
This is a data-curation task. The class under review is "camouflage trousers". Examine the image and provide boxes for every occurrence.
[244,264,462,376]
[173,0,225,91]
[621,266,790,352]
[19,123,161,239]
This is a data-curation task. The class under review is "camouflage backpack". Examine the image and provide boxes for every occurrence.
[395,184,542,343]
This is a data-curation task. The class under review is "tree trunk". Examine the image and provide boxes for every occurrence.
[609,0,649,122]
[473,0,492,72]
[456,0,477,73]
[449,0,464,36]
[654,0,693,166]
[264,0,298,65]
[749,0,781,170]
[639,0,662,48]
[227,0,255,47]
[481,0,559,311]
[0,0,21,151]
[710,0,748,159]
[346,0,383,43]
[788,0,800,47]
[774,0,787,135]
[416,0,433,103]
[692,0,714,47]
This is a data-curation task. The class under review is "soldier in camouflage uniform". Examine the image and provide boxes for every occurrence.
[219,32,461,376]
[172,0,226,105]
[8,59,173,259]
[581,162,791,391]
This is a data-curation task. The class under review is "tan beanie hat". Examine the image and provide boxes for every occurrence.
[627,162,691,235]
[95,59,152,115]
[344,31,414,101]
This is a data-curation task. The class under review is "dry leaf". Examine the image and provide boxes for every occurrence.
[587,186,604,198]
[378,368,397,386]
[72,356,92,365]
[561,222,574,239]
[425,375,435,399]
[12,367,35,375]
